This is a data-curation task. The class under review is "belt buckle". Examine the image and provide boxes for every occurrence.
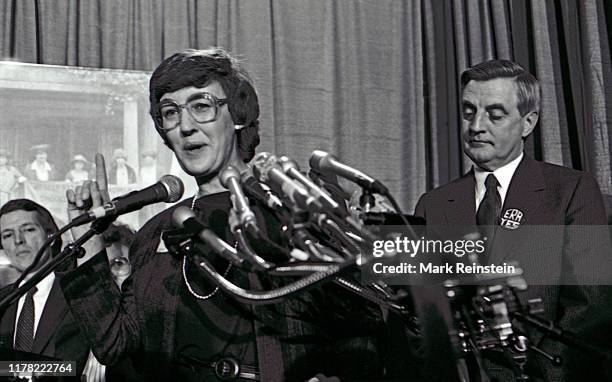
[213,356,241,381]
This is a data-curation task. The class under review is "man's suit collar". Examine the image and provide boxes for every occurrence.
[32,279,70,353]
[443,155,545,219]
[0,291,17,350]
[443,170,477,226]
[0,280,69,354]
[474,152,524,208]
[488,155,546,264]
[502,155,546,210]
[440,155,546,263]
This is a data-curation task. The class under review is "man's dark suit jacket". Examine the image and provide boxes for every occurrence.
[0,278,89,377]
[414,155,612,381]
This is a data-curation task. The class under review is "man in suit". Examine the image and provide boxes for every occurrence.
[414,60,612,381]
[0,199,89,377]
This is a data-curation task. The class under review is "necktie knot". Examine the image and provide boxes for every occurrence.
[485,174,499,191]
[27,286,38,297]
[477,174,502,228]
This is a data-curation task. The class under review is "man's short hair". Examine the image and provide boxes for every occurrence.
[0,199,62,253]
[460,59,541,116]
[149,47,260,162]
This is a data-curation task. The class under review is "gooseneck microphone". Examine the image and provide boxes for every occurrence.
[172,206,244,266]
[71,175,184,225]
[309,150,388,194]
[240,172,285,211]
[219,166,259,232]
[277,155,344,216]
[252,152,320,212]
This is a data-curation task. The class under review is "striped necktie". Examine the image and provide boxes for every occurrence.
[14,286,38,352]
[476,174,501,240]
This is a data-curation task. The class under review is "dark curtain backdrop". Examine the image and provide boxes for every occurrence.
[1,0,611,210]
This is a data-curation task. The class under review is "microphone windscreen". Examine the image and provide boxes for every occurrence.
[219,166,241,189]
[172,206,197,228]
[309,150,330,173]
[252,152,277,182]
[159,175,185,203]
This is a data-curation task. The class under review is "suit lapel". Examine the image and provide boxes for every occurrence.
[444,171,477,226]
[32,280,68,354]
[489,156,546,264]
[0,297,18,349]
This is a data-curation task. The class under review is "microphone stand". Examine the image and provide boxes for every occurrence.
[514,311,612,361]
[0,217,114,312]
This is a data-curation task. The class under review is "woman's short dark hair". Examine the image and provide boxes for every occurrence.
[0,199,62,253]
[149,47,260,162]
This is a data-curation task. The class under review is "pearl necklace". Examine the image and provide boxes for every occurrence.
[182,191,233,300]
[190,192,199,210]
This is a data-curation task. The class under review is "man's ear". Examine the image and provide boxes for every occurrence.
[522,110,539,138]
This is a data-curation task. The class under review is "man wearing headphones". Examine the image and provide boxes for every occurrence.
[0,199,89,376]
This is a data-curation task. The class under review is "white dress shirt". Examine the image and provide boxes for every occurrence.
[474,153,523,212]
[13,272,55,344]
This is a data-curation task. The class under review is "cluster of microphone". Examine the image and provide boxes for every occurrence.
[20,148,585,379]
[65,150,408,307]
[63,151,607,379]
[170,150,403,305]
[171,150,392,265]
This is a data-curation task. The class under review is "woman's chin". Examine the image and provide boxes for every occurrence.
[177,158,212,176]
